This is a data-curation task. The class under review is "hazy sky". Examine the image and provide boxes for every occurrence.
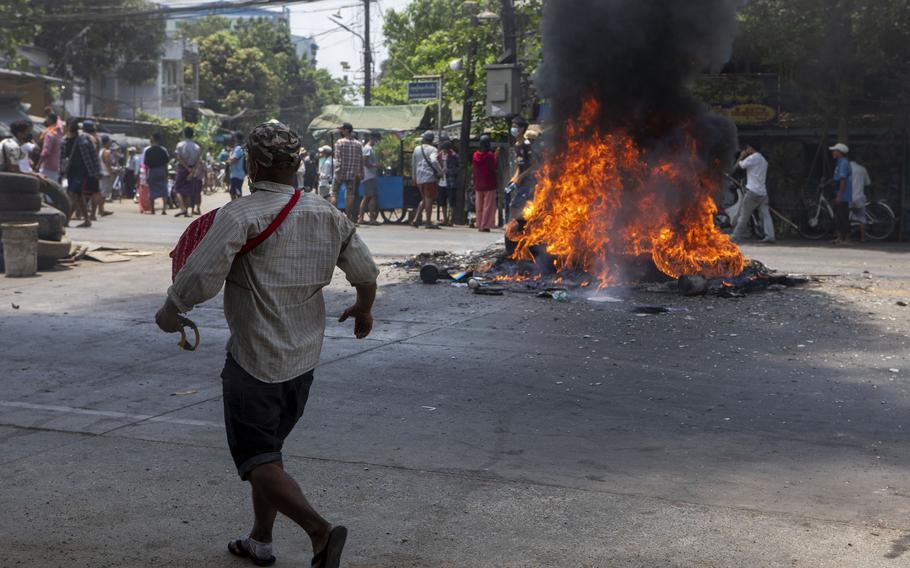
[288,0,412,84]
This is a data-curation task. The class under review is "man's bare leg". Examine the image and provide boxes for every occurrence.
[247,462,331,555]
[249,480,278,544]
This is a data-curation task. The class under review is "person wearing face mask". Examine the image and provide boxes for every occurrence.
[507,116,538,222]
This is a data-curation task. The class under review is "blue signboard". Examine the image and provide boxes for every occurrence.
[407,80,439,101]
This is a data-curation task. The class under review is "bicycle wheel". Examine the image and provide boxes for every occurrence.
[865,202,896,241]
[798,205,834,240]
[380,208,410,224]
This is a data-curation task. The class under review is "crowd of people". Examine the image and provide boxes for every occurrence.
[0,109,544,236]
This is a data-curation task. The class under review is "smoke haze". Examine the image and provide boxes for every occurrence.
[536,0,743,166]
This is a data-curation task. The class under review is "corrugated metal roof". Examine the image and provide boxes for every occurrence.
[0,68,64,84]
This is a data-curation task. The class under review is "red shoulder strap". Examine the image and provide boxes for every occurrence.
[237,189,301,257]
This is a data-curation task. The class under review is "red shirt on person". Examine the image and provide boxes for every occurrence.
[473,150,498,192]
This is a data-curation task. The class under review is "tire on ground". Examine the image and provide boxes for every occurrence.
[37,236,72,259]
[0,172,40,195]
[0,206,66,241]
[0,192,42,212]
[39,178,71,218]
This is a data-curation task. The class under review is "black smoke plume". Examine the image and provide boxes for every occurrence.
[536,0,743,168]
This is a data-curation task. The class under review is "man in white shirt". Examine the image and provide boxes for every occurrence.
[732,141,775,243]
[850,160,872,241]
[317,146,334,199]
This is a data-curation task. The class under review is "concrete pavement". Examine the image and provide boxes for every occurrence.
[3,213,910,566]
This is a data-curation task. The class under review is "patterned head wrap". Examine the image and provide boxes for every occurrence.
[247,120,301,168]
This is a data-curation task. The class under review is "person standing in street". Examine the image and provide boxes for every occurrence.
[37,113,62,182]
[358,132,382,225]
[142,132,171,215]
[411,131,442,229]
[124,147,139,200]
[174,126,203,218]
[830,142,853,245]
[96,135,115,218]
[156,121,378,568]
[473,134,498,232]
[850,158,872,242]
[60,118,102,227]
[303,148,318,193]
[317,146,334,200]
[333,123,363,221]
[732,141,774,243]
[436,136,459,227]
[228,132,247,201]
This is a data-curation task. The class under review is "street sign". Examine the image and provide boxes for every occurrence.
[408,80,439,101]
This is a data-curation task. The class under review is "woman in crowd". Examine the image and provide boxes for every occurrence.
[473,134,498,232]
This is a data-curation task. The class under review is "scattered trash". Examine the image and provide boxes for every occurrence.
[421,406,437,411]
[587,295,623,303]
[474,286,505,296]
[897,301,908,307]
[889,368,900,374]
[170,390,198,396]
[633,305,670,314]
[11,303,19,309]
[552,290,570,302]
[450,283,468,288]
[420,264,441,284]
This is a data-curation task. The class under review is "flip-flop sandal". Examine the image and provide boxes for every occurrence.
[228,539,276,567]
[311,526,347,568]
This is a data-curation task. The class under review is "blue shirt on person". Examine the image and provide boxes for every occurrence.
[229,145,246,181]
[833,157,853,203]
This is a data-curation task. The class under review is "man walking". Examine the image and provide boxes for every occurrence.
[850,158,872,242]
[156,121,378,568]
[358,132,382,225]
[60,119,102,227]
[830,142,853,245]
[732,141,774,243]
[228,131,247,201]
[174,126,203,217]
[333,123,363,221]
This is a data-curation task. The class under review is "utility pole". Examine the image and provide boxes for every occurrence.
[499,0,517,63]
[455,25,478,225]
[363,0,372,106]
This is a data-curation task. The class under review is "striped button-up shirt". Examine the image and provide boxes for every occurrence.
[168,181,379,383]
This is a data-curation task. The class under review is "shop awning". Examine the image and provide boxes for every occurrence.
[307,104,432,136]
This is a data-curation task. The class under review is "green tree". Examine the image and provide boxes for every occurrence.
[33,0,165,84]
[374,0,542,132]
[191,18,347,138]
[735,0,910,138]
[196,31,280,117]
[0,0,39,65]
[175,15,231,42]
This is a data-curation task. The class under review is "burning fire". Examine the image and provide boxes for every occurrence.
[514,98,744,284]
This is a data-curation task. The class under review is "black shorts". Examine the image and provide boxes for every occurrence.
[221,353,314,480]
[437,185,456,207]
[67,176,100,195]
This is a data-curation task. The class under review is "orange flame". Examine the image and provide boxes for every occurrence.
[515,98,743,283]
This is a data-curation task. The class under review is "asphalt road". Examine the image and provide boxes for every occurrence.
[2,208,910,566]
[67,192,503,258]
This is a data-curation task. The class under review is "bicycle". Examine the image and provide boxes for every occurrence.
[719,174,800,240]
[799,179,896,241]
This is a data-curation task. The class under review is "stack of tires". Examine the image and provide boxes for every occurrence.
[0,172,72,270]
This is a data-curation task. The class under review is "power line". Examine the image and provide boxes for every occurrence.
[0,0,328,27]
